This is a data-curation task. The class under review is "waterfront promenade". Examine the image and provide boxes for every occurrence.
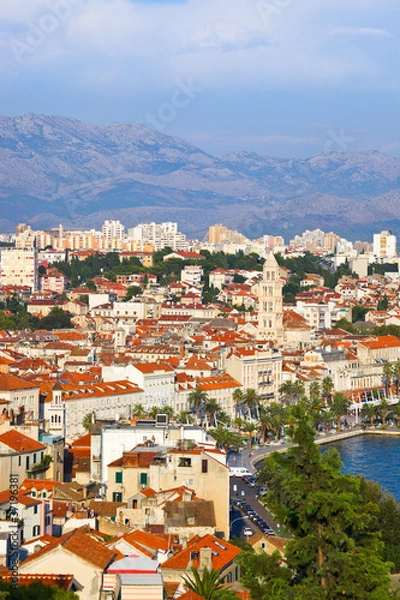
[227,426,400,473]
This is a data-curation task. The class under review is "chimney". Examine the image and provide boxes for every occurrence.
[199,547,212,570]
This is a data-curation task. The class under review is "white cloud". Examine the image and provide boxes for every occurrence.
[0,0,399,90]
[331,27,392,39]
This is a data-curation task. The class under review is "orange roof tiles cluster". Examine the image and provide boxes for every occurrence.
[0,429,45,453]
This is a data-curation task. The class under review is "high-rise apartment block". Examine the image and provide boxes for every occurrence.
[101,220,125,240]
[373,230,397,260]
[128,222,187,251]
[0,247,38,291]
[207,224,248,245]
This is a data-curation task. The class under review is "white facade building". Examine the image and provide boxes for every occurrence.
[373,230,397,260]
[102,363,175,411]
[0,248,38,291]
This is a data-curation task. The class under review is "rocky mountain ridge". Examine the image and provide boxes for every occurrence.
[0,113,399,239]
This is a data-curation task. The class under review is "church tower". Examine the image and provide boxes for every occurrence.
[48,379,66,438]
[258,252,284,345]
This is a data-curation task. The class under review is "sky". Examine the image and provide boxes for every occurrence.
[0,0,399,158]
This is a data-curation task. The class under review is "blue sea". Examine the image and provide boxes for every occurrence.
[325,435,400,501]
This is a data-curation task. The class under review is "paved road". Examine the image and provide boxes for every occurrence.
[229,475,281,539]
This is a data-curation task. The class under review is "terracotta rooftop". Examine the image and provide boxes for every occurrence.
[0,430,45,453]
[0,373,39,391]
[161,534,240,571]
[21,527,121,570]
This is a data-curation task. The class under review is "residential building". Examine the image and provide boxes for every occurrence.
[0,247,38,292]
[373,230,397,260]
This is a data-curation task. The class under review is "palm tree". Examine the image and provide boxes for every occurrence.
[243,421,257,446]
[331,392,350,432]
[203,397,221,427]
[161,405,174,420]
[244,388,260,420]
[188,388,209,422]
[232,388,244,420]
[82,412,94,432]
[378,397,391,427]
[259,403,287,442]
[209,425,243,453]
[309,381,321,405]
[279,380,305,407]
[392,403,400,427]
[362,403,376,427]
[147,406,159,419]
[181,566,226,600]
[382,363,394,396]
[132,403,146,419]
[177,410,194,424]
[320,408,335,434]
[393,362,400,396]
[322,376,334,405]
[233,417,245,434]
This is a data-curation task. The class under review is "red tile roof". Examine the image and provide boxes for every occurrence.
[21,527,121,570]
[161,534,240,571]
[0,373,39,391]
[0,430,45,453]
[0,573,74,591]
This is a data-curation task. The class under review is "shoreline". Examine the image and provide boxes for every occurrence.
[250,427,400,471]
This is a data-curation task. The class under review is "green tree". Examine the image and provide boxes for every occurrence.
[243,388,260,419]
[378,397,391,427]
[330,392,350,431]
[203,397,221,427]
[181,566,236,600]
[321,376,334,405]
[124,285,143,301]
[0,581,79,600]
[362,403,377,426]
[232,388,244,420]
[82,412,94,432]
[132,403,146,419]
[383,363,394,396]
[188,388,209,422]
[250,414,393,599]
[278,380,305,407]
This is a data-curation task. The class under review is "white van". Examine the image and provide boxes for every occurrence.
[229,467,253,478]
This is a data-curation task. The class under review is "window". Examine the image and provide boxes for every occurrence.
[113,492,122,502]
[34,505,38,515]
[115,472,123,484]
[178,457,192,468]
[32,525,40,537]
[26,456,30,470]
[202,459,208,473]
[42,492,47,498]
[18,456,21,467]
[33,453,36,464]
[140,472,148,485]
[45,516,51,526]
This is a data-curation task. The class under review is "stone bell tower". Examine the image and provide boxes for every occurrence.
[258,252,284,345]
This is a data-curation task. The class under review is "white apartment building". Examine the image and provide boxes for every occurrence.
[102,220,126,240]
[181,265,203,286]
[42,380,145,440]
[102,363,175,411]
[0,247,38,291]
[224,348,282,404]
[128,222,187,251]
[373,230,397,260]
[293,300,351,331]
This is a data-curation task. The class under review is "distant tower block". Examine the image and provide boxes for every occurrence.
[258,253,284,345]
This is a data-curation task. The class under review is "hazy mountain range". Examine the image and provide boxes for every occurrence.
[0,113,399,240]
